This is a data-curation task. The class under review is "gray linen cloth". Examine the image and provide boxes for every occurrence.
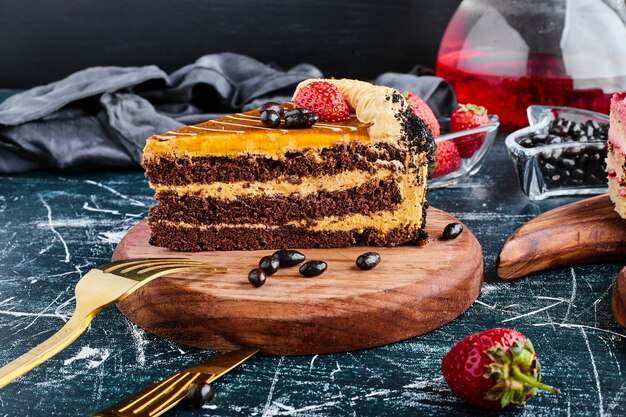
[0,52,456,173]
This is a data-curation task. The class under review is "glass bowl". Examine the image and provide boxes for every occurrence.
[429,114,499,189]
[505,105,609,200]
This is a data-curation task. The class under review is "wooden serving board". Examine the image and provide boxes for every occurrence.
[497,194,626,280]
[113,208,483,356]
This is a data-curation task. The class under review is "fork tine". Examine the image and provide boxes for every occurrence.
[117,372,195,412]
[99,259,227,280]
[146,374,206,416]
[115,373,183,412]
[99,258,190,273]
[133,266,227,281]
[134,263,224,275]
[119,261,206,274]
[143,374,210,416]
[128,372,200,414]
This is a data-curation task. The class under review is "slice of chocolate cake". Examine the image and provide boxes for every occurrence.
[608,92,626,219]
[142,79,435,251]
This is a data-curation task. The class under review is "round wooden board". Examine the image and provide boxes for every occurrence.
[113,208,483,356]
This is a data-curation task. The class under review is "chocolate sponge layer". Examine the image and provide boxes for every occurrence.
[148,221,428,252]
[149,176,403,226]
[144,142,407,185]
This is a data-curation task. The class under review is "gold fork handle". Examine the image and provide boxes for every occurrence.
[0,309,94,389]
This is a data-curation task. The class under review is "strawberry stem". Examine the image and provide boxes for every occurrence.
[510,366,560,393]
[483,340,559,407]
[458,103,487,116]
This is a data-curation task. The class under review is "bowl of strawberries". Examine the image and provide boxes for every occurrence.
[406,96,500,189]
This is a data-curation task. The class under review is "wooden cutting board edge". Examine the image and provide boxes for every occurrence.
[497,194,626,280]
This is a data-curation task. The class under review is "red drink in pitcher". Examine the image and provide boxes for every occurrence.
[435,0,625,130]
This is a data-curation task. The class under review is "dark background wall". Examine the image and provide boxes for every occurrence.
[0,0,462,88]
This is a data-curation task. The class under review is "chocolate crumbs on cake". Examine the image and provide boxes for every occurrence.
[391,92,436,167]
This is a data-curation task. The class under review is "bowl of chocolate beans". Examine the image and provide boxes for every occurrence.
[505,105,609,200]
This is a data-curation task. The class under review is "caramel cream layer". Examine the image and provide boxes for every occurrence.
[143,78,412,160]
[151,169,396,200]
[144,105,379,161]
[155,156,428,235]
[144,125,373,161]
[294,164,426,234]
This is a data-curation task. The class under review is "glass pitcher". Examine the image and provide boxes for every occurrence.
[436,0,626,130]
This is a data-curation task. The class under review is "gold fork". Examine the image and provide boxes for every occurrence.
[0,258,226,389]
[92,347,258,417]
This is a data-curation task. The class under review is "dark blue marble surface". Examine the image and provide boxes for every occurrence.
[0,137,624,417]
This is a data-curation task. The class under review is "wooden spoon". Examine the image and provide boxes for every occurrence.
[497,194,626,280]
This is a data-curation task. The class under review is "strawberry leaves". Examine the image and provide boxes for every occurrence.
[441,328,559,409]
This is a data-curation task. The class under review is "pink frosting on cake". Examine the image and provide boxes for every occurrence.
[609,132,624,155]
[608,92,626,219]
[611,92,626,118]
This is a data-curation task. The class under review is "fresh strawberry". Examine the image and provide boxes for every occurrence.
[294,81,350,122]
[404,92,440,137]
[431,140,461,177]
[441,328,559,410]
[450,103,490,158]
